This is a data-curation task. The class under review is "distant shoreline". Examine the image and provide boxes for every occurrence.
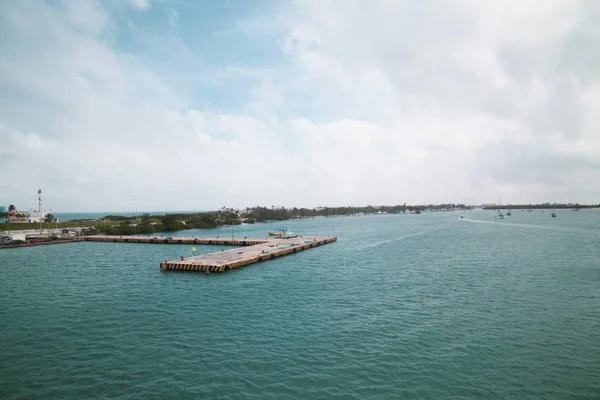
[3,203,598,223]
[481,204,599,210]
[2,204,598,235]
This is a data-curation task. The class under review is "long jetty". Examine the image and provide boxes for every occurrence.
[84,235,337,273]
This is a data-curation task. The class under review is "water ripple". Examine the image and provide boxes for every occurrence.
[1,211,599,399]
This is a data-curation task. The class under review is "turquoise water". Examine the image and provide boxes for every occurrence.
[1,210,599,399]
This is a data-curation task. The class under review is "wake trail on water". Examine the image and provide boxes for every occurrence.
[461,217,600,235]
[354,231,428,250]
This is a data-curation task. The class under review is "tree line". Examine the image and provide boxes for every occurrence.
[94,204,472,235]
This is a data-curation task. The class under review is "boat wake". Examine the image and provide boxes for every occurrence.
[354,231,428,250]
[461,218,599,235]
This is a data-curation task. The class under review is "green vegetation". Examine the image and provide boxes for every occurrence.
[140,213,152,233]
[103,215,130,221]
[0,212,236,235]
[93,211,239,235]
[239,204,471,222]
[0,220,92,231]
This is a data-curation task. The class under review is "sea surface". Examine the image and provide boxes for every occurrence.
[1,210,599,399]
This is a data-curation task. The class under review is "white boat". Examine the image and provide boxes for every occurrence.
[278,227,298,239]
[280,230,298,239]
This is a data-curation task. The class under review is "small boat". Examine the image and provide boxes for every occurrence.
[495,197,505,219]
[551,213,556,218]
[506,210,512,216]
[572,208,580,211]
[527,209,533,212]
[272,226,298,239]
[280,230,298,239]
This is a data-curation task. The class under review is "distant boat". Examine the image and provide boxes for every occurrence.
[506,209,512,216]
[527,209,533,212]
[268,231,284,236]
[495,197,505,219]
[551,212,556,218]
[572,208,580,211]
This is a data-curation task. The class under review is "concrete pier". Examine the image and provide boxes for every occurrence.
[84,235,269,246]
[83,235,337,273]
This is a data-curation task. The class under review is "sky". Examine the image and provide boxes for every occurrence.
[1,0,599,212]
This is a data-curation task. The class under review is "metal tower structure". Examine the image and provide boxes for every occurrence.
[38,188,42,233]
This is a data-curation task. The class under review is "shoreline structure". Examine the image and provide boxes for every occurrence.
[1,234,338,274]
[86,235,338,273]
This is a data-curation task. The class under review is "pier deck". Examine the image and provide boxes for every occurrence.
[84,235,337,273]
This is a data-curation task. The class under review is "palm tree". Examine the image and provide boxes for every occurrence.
[8,204,16,212]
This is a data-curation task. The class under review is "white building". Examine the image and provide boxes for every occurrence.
[28,209,50,223]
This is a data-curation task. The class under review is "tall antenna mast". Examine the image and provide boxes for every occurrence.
[38,188,42,234]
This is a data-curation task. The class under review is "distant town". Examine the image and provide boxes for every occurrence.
[0,205,56,224]
[0,189,56,224]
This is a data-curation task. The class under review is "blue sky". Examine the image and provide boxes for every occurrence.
[1,0,599,212]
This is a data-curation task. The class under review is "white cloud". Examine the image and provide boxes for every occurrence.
[128,0,150,10]
[168,9,178,27]
[61,0,109,33]
[0,0,599,212]
[277,0,600,201]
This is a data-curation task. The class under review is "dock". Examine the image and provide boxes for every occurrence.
[0,239,83,249]
[84,235,337,273]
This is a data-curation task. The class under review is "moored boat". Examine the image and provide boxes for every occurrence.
[270,227,298,239]
[280,231,298,239]
[495,197,505,219]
